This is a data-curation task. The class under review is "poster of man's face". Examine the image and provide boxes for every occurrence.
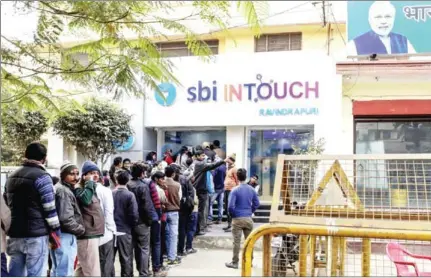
[346,1,431,56]
[368,1,396,36]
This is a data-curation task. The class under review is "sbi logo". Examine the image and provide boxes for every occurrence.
[154,82,176,107]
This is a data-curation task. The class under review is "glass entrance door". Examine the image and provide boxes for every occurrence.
[247,126,314,200]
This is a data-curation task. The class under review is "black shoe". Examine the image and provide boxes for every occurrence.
[225,262,239,269]
[195,231,206,236]
[222,226,231,231]
[224,228,232,232]
[186,248,197,254]
[177,252,186,257]
[215,220,221,224]
[167,258,181,265]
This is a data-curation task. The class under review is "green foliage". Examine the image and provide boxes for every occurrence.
[292,137,326,156]
[52,98,133,164]
[1,111,49,164]
[1,1,267,113]
[292,137,326,197]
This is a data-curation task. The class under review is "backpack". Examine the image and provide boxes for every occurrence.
[180,176,194,211]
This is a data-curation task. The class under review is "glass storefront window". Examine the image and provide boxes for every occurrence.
[355,119,431,209]
[247,126,314,198]
[163,129,226,157]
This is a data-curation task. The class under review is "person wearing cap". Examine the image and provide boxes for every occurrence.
[74,161,105,277]
[223,153,239,232]
[51,162,85,277]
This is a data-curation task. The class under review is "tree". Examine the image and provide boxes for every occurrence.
[1,111,49,164]
[1,1,267,112]
[52,98,133,166]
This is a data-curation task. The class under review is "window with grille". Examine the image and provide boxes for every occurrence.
[156,40,219,57]
[255,33,302,52]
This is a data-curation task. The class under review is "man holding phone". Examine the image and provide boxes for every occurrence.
[74,161,105,277]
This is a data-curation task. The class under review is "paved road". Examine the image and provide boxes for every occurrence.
[114,249,263,277]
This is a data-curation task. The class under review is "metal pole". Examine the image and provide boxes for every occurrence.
[262,234,272,276]
[241,224,431,277]
[299,235,308,276]
[362,238,371,277]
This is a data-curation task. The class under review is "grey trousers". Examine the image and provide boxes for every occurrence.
[99,239,115,277]
[232,217,254,264]
[114,234,133,277]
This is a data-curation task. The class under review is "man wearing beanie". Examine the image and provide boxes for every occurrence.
[51,162,85,276]
[74,161,105,277]
[223,153,239,232]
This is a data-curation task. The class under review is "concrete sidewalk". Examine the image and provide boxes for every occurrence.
[193,222,264,250]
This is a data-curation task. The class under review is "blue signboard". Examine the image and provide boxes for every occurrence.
[115,136,135,152]
[347,1,431,56]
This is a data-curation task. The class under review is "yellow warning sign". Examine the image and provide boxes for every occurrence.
[306,160,364,210]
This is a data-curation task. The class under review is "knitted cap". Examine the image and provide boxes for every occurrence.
[60,161,78,180]
[81,161,100,176]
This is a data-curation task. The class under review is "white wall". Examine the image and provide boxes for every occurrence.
[226,126,246,168]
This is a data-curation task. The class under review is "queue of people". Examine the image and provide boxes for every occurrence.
[1,140,261,277]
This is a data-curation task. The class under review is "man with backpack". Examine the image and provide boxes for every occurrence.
[173,161,196,256]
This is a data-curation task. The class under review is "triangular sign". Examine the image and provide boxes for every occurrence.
[306,160,363,210]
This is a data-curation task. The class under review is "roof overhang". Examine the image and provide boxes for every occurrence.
[336,60,431,77]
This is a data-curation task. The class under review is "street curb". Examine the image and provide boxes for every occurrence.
[193,235,263,251]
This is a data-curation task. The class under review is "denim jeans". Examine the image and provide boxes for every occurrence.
[7,235,49,277]
[50,233,77,277]
[1,253,8,277]
[150,221,162,272]
[165,211,179,261]
[186,212,198,250]
[208,189,224,221]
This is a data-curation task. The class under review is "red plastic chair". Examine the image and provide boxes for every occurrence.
[386,242,431,277]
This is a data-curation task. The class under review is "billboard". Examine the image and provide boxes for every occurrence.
[347,1,431,56]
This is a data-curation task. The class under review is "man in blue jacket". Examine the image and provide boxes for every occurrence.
[225,168,260,269]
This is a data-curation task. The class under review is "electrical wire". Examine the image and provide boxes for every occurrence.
[207,1,313,34]
[329,4,346,46]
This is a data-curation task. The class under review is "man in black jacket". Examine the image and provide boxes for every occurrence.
[171,162,194,256]
[51,162,85,277]
[193,150,226,235]
[113,171,139,277]
[127,162,157,277]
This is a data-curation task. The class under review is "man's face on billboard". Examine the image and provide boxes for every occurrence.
[368,2,396,37]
